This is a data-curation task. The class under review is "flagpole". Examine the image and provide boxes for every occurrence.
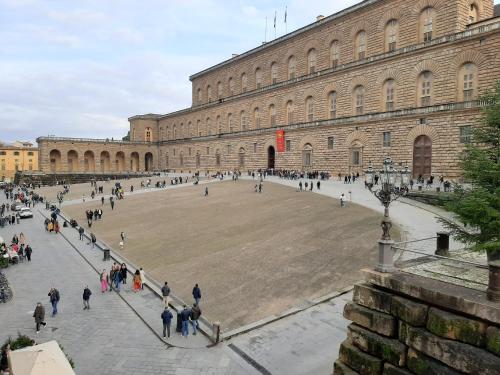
[274,11,277,39]
[265,16,268,43]
[284,5,287,34]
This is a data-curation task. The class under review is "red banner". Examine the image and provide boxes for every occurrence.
[276,130,285,152]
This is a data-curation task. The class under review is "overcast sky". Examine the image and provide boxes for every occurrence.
[1,0,498,143]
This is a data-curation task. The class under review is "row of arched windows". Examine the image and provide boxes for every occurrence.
[196,4,481,105]
[166,63,478,141]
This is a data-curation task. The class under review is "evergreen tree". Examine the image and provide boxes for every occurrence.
[122,131,130,141]
[444,82,500,257]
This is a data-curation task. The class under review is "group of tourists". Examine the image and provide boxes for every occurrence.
[298,180,321,192]
[43,209,61,233]
[0,232,33,265]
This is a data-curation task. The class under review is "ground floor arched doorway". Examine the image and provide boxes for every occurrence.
[267,146,275,169]
[145,152,153,171]
[49,149,61,172]
[413,135,432,178]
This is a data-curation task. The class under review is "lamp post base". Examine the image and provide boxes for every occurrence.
[375,239,395,273]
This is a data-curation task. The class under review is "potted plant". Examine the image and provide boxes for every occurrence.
[442,82,500,301]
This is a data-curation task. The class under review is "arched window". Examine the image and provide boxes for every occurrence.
[271,62,278,84]
[207,85,212,102]
[228,77,234,96]
[228,113,233,132]
[469,3,479,24]
[459,63,477,101]
[197,88,202,103]
[254,108,261,129]
[307,48,317,74]
[418,71,433,106]
[305,96,314,122]
[255,68,262,89]
[197,119,201,136]
[241,73,247,93]
[217,81,223,99]
[383,79,395,111]
[240,111,248,131]
[420,7,435,42]
[330,41,340,68]
[355,31,366,60]
[206,118,211,135]
[288,56,296,80]
[145,127,152,142]
[328,92,337,119]
[216,150,221,167]
[385,19,398,52]
[180,123,184,138]
[166,126,170,140]
[173,125,177,139]
[269,104,276,126]
[286,100,294,124]
[354,86,365,115]
[188,121,192,137]
[216,116,222,134]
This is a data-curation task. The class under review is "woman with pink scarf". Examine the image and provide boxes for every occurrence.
[100,269,109,293]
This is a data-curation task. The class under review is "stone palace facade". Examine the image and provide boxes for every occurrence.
[38,0,500,178]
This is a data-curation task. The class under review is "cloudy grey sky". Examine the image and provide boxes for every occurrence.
[0,0,498,143]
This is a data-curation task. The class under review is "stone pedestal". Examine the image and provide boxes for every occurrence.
[376,240,395,273]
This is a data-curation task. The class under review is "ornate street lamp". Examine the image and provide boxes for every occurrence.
[365,157,411,272]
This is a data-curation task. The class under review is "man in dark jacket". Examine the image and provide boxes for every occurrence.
[161,307,173,338]
[161,282,171,307]
[78,226,84,240]
[33,302,46,333]
[190,303,202,335]
[192,284,201,305]
[48,288,60,316]
[83,286,92,310]
[180,305,191,337]
[25,245,33,261]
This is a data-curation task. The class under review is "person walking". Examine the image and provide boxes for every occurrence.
[204,187,208,196]
[25,245,32,261]
[120,263,128,285]
[192,284,201,305]
[101,196,104,205]
[161,282,171,307]
[161,307,173,338]
[83,286,92,310]
[133,270,141,292]
[340,193,346,208]
[140,268,146,289]
[110,198,115,210]
[190,303,201,335]
[33,302,46,333]
[78,226,84,240]
[113,267,122,292]
[89,233,97,248]
[100,269,109,293]
[180,305,191,337]
[48,288,60,317]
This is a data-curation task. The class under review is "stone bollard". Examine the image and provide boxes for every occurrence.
[376,240,395,273]
[103,248,111,261]
[213,321,221,344]
[435,232,450,256]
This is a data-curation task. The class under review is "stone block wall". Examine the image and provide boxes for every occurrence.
[334,274,500,375]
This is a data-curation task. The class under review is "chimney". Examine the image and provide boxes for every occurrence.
[316,15,325,21]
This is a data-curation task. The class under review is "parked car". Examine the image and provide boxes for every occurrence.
[18,207,33,219]
[10,203,23,211]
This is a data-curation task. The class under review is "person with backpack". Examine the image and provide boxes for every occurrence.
[190,303,202,335]
[161,282,170,307]
[48,288,60,317]
[82,286,92,310]
[161,307,173,338]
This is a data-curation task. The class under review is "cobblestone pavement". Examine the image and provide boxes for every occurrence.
[0,177,462,374]
[0,202,258,375]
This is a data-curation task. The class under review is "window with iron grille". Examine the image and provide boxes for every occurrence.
[328,137,334,149]
[383,132,391,147]
[460,126,472,143]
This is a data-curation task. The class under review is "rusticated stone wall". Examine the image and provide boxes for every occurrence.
[334,269,500,375]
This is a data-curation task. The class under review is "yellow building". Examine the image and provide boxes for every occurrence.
[0,141,38,182]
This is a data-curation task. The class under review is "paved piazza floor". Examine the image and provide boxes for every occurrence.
[1,175,459,374]
[62,178,383,331]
